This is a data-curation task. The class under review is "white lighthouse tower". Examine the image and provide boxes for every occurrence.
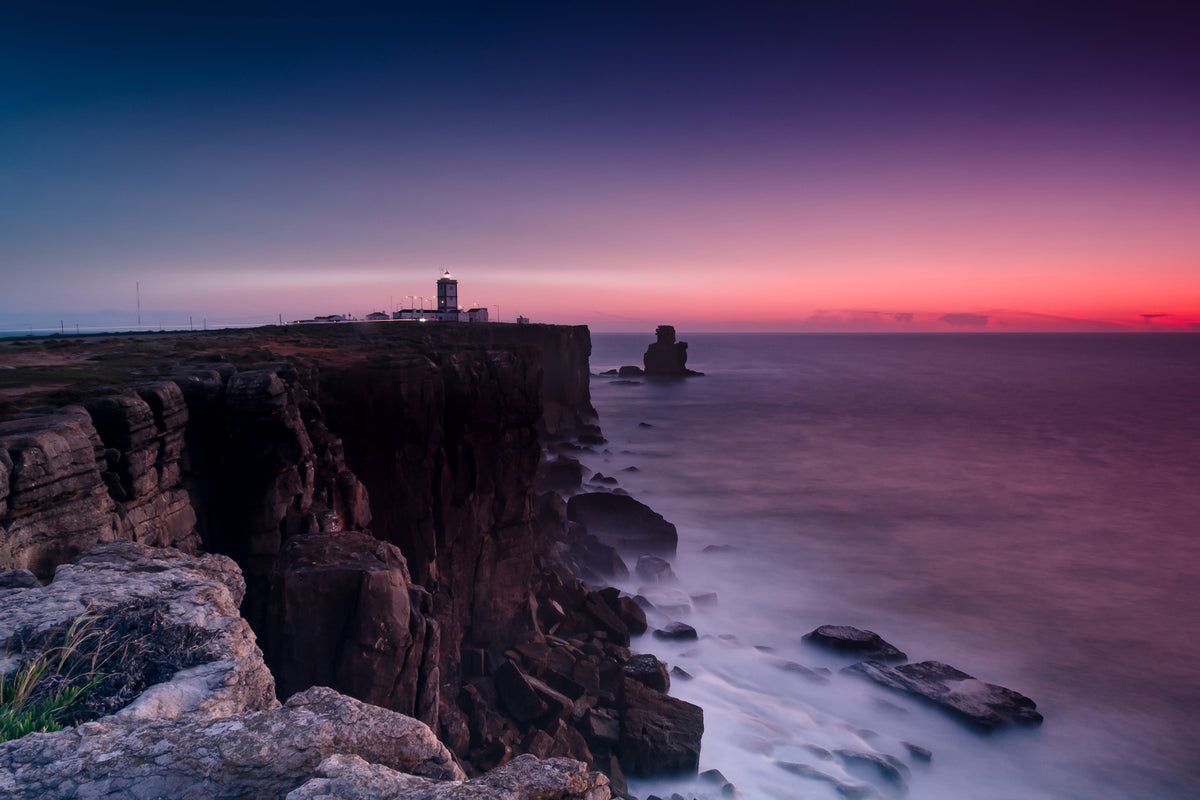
[437,271,458,314]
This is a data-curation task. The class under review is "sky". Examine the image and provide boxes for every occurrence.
[2,0,1199,332]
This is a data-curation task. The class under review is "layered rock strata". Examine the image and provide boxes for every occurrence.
[0,324,672,783]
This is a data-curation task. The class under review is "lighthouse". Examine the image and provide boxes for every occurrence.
[437,271,458,313]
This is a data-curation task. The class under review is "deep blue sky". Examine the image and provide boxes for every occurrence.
[3,1,1198,330]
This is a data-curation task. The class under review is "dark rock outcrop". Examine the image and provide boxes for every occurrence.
[264,532,442,729]
[642,326,698,377]
[843,660,1043,730]
[803,625,907,663]
[653,622,698,641]
[567,493,678,558]
[617,677,703,777]
[622,654,670,693]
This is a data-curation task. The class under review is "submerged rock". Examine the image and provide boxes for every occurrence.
[843,660,1044,730]
[803,625,907,663]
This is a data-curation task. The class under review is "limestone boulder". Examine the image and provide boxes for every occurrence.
[0,687,463,800]
[285,751,609,800]
[0,540,275,722]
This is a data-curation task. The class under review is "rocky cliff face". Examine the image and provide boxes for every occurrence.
[0,323,608,775]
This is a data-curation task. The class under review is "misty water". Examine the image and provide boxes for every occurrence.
[579,333,1200,800]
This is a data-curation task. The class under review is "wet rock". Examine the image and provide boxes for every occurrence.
[623,654,670,693]
[670,666,693,681]
[618,678,703,777]
[834,749,909,791]
[582,538,630,580]
[637,587,693,617]
[902,742,933,762]
[567,493,678,557]
[775,761,876,799]
[803,625,907,663]
[653,622,698,641]
[614,596,647,636]
[636,555,676,584]
[844,660,1043,730]
[617,366,644,377]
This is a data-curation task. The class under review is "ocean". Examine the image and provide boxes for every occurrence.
[580,333,1200,800]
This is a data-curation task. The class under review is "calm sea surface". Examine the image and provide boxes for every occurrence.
[581,333,1200,800]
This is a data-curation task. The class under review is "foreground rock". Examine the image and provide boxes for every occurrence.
[567,493,678,557]
[844,660,1043,730]
[264,532,440,729]
[287,753,609,800]
[0,540,275,721]
[618,677,703,776]
[0,687,463,799]
[803,625,907,663]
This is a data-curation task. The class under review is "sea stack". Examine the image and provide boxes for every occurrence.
[643,325,699,377]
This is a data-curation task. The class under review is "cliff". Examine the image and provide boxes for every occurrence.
[0,322,697,795]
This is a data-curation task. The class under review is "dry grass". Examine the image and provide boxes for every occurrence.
[1,599,220,741]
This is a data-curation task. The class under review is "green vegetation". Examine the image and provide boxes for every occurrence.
[0,599,219,743]
[0,613,104,741]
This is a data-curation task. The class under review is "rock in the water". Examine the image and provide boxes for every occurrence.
[834,749,909,791]
[567,493,678,557]
[0,687,463,799]
[653,622,698,641]
[286,753,610,800]
[623,654,670,693]
[803,625,907,663]
[642,326,697,377]
[635,555,676,584]
[617,366,644,378]
[774,761,875,799]
[618,678,703,777]
[843,660,1043,730]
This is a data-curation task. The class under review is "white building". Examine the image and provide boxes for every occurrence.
[392,272,489,322]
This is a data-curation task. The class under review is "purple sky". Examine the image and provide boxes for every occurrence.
[3,1,1198,331]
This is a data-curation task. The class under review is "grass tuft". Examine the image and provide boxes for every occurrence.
[1,598,220,742]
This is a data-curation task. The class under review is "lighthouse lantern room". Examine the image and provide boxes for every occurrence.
[437,271,458,312]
